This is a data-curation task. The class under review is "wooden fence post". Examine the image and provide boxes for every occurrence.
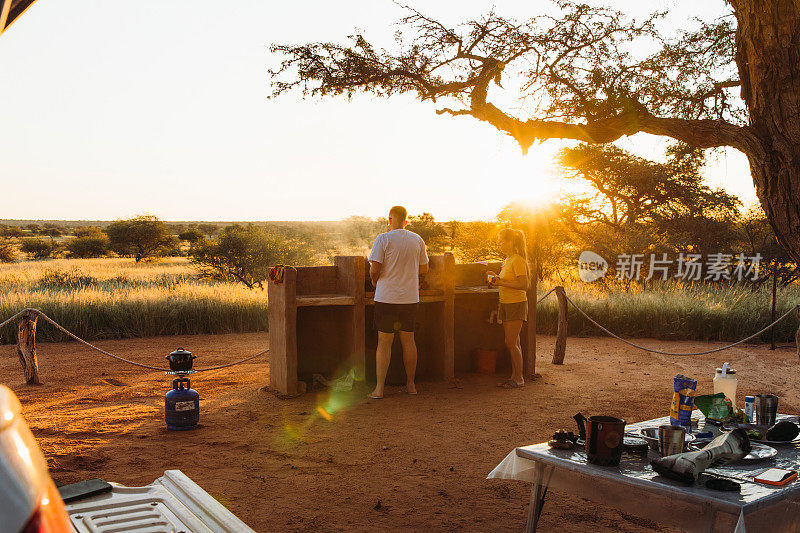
[552,286,568,365]
[16,309,41,385]
[796,307,800,360]
[523,259,538,378]
[267,268,297,396]
[442,253,456,381]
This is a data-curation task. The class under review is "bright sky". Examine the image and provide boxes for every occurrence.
[0,0,756,222]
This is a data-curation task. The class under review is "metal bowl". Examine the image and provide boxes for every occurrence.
[637,427,695,452]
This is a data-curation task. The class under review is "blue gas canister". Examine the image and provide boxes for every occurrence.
[165,377,199,430]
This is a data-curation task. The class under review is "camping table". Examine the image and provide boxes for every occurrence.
[488,412,800,532]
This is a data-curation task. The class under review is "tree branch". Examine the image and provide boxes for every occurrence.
[437,74,759,156]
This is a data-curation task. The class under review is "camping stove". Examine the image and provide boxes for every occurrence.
[164,348,199,431]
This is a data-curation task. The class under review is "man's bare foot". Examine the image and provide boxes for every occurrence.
[369,389,384,399]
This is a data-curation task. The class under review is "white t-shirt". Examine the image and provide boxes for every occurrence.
[368,229,429,304]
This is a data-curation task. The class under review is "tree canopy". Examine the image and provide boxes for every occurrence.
[269,1,800,264]
[105,215,176,262]
[270,1,748,153]
[558,143,740,230]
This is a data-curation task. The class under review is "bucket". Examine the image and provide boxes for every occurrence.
[474,349,498,374]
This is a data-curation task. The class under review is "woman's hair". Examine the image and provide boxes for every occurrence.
[498,228,530,279]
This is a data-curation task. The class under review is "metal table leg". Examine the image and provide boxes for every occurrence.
[525,462,550,533]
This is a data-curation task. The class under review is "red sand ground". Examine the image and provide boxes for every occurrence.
[3,333,799,532]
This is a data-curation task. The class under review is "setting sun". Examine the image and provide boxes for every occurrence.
[475,141,588,216]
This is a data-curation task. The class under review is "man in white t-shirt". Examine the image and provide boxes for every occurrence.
[367,205,429,399]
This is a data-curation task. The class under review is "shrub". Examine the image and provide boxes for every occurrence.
[189,224,318,288]
[20,238,56,260]
[406,213,449,252]
[73,226,105,238]
[40,223,64,237]
[0,225,24,238]
[67,235,110,258]
[0,241,16,263]
[179,228,205,243]
[37,267,97,289]
[197,223,220,236]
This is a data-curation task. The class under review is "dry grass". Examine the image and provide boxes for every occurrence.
[0,257,268,343]
[1,257,796,345]
[535,277,800,343]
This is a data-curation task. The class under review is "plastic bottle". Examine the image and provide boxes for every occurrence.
[713,362,738,406]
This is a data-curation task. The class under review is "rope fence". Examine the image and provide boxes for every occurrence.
[0,287,797,380]
[536,287,557,304]
[561,295,800,356]
[1,307,268,373]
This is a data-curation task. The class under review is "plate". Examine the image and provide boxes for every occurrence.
[749,434,800,445]
[741,442,777,461]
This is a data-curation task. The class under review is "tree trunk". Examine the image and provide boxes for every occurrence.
[733,0,800,264]
[16,309,41,385]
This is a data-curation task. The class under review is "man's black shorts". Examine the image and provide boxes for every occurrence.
[373,302,419,333]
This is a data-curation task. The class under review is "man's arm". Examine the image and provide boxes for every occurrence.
[369,260,382,286]
[418,238,429,276]
[367,234,384,287]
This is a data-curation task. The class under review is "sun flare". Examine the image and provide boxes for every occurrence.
[478,142,587,216]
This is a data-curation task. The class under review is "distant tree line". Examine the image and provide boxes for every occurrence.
[1,142,794,290]
[0,216,218,262]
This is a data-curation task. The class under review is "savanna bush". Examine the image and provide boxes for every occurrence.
[189,224,319,288]
[20,238,56,260]
[37,267,98,289]
[67,235,110,258]
[0,242,17,263]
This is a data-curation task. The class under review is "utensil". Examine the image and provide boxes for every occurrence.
[659,425,686,456]
[575,412,626,466]
[756,394,778,427]
[636,427,695,452]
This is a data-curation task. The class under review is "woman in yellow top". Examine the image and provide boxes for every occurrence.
[487,228,530,389]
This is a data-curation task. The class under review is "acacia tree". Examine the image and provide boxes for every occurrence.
[269,1,800,263]
[189,224,318,289]
[105,215,176,262]
[558,143,740,231]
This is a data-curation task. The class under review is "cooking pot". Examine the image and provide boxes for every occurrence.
[166,347,196,371]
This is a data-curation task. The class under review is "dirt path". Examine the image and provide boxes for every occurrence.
[2,332,798,532]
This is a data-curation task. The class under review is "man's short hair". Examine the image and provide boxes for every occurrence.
[389,206,407,223]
